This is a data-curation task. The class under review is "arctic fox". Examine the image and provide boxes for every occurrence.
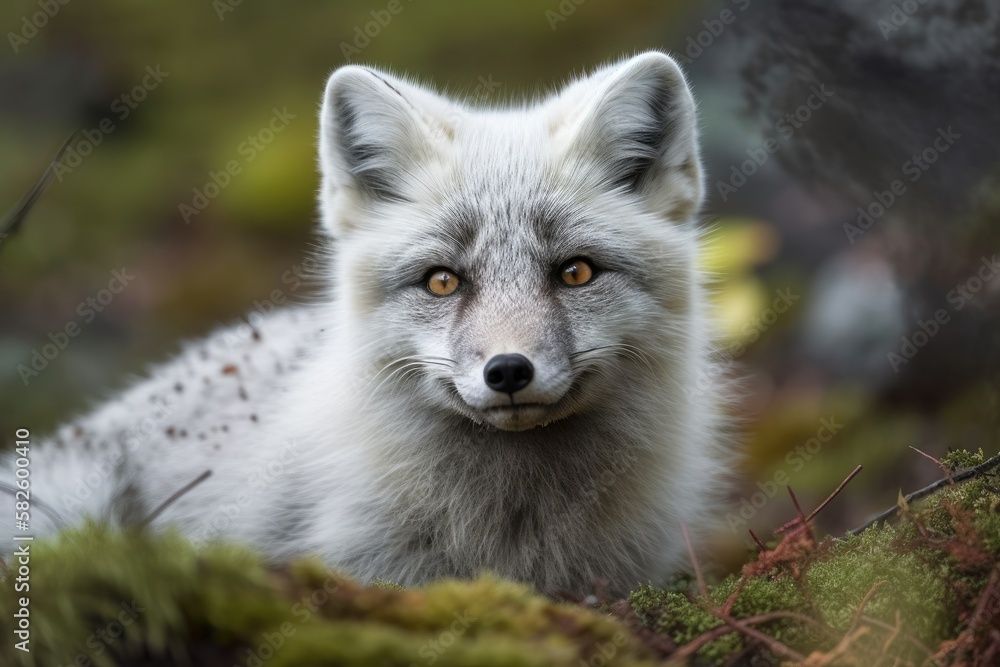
[4,52,729,594]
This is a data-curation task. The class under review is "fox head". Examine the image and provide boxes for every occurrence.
[317,52,705,432]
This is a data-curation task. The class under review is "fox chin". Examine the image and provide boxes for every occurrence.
[4,51,733,595]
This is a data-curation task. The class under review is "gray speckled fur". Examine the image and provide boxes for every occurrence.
[3,52,732,594]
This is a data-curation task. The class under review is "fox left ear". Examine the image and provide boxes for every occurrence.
[318,65,455,232]
[550,52,703,221]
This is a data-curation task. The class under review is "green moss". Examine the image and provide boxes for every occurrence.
[630,571,816,663]
[1,525,658,667]
[629,450,1000,664]
[975,502,1000,553]
[371,578,407,591]
[806,527,954,643]
[4,450,999,666]
[943,447,987,469]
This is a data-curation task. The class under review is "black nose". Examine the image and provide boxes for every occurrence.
[483,354,534,394]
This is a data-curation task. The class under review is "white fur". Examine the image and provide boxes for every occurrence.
[2,52,731,594]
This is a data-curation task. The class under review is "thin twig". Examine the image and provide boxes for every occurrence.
[815,626,871,665]
[774,485,809,535]
[849,452,1000,535]
[670,611,821,662]
[679,515,809,663]
[0,481,68,529]
[968,566,1000,634]
[788,486,806,522]
[716,614,807,663]
[879,610,903,661]
[720,578,748,617]
[0,132,78,253]
[909,446,953,484]
[849,580,885,631]
[680,519,708,598]
[137,470,212,528]
[774,466,864,536]
[748,529,766,551]
[806,465,863,523]
[858,616,940,664]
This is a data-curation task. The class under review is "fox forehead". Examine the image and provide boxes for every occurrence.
[350,120,660,266]
[363,185,655,284]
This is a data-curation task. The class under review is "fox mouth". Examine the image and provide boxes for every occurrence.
[479,402,559,431]
[483,402,547,411]
[441,380,580,432]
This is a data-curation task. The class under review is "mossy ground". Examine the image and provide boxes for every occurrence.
[2,450,998,666]
[1,528,659,667]
[630,449,1000,665]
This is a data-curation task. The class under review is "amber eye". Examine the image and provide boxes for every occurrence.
[559,258,594,286]
[426,268,460,296]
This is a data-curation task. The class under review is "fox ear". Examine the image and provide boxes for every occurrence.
[319,66,452,214]
[551,52,703,221]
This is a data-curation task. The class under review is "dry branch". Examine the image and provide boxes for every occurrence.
[849,452,1000,536]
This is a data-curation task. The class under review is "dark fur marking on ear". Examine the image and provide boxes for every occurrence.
[334,70,421,203]
[613,82,678,193]
[334,95,399,200]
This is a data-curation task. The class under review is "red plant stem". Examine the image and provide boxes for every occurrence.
[788,486,807,523]
[806,464,863,523]
[849,580,885,631]
[671,611,819,662]
[680,520,708,598]
[909,446,954,484]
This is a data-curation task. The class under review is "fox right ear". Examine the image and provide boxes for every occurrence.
[319,66,453,219]
[549,52,703,222]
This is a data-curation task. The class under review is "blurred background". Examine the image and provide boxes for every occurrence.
[1,0,998,572]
